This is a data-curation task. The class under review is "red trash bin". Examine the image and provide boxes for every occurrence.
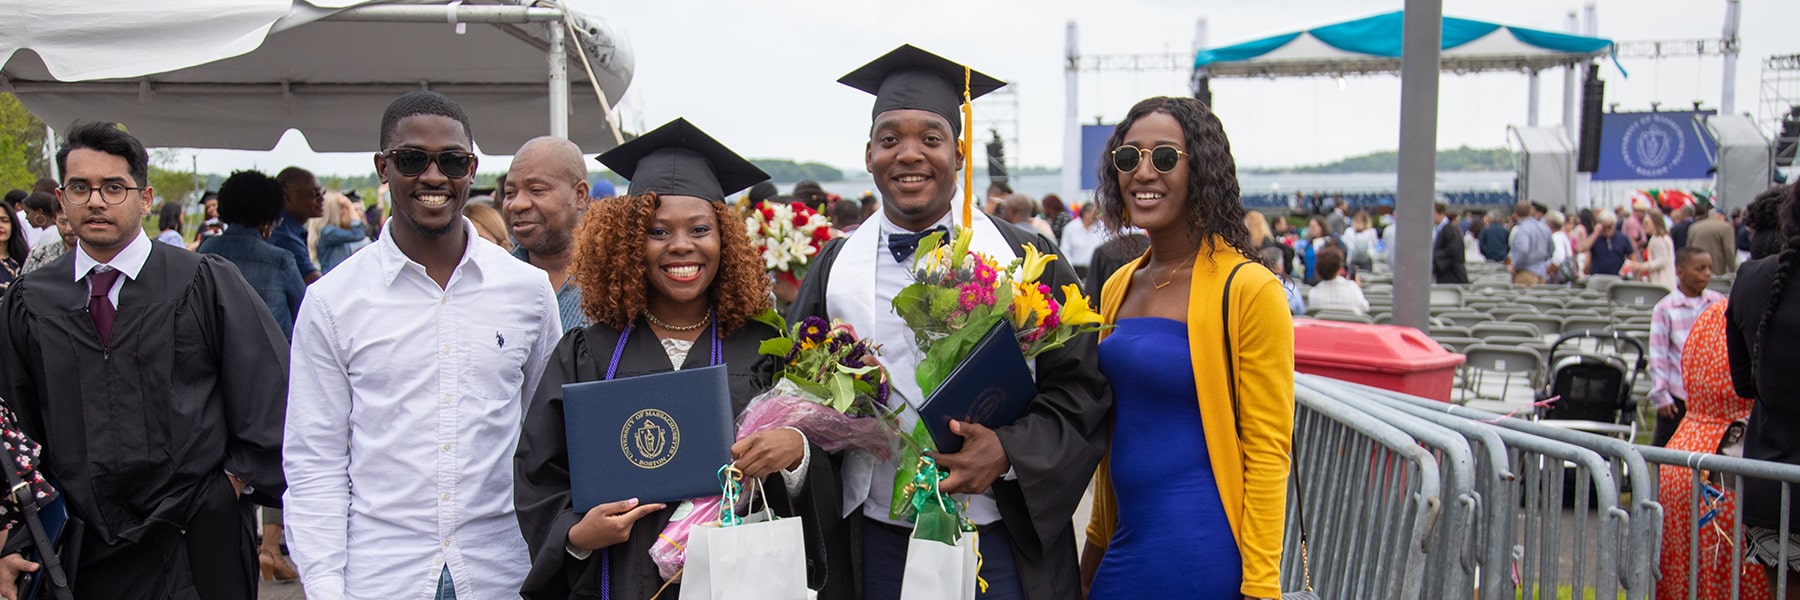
[1293,319,1466,402]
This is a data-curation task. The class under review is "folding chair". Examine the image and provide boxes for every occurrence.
[1608,282,1672,309]
[1438,312,1494,327]
[1471,322,1542,340]
[1428,286,1465,308]
[1506,314,1564,342]
[1312,310,1374,324]
[1457,344,1544,407]
[1585,274,1623,292]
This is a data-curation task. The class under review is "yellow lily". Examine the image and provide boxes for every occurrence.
[1060,284,1105,327]
[1017,244,1058,283]
[1012,280,1049,329]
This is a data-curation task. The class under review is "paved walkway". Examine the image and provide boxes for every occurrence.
[257,579,304,600]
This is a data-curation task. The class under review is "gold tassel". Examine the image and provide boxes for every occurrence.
[961,64,974,226]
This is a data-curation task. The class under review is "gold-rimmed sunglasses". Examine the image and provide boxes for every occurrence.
[1111,144,1187,174]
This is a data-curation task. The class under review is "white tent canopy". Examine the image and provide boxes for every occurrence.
[1704,114,1772,213]
[0,0,634,154]
[1508,126,1575,210]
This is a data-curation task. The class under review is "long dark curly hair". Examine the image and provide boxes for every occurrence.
[1752,184,1800,373]
[572,193,771,334]
[1094,96,1255,263]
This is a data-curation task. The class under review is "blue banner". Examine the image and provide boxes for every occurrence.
[1593,110,1717,181]
[1080,124,1114,190]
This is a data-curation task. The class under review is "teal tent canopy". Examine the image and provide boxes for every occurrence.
[1196,11,1613,78]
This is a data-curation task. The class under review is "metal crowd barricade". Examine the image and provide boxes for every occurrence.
[1367,385,1663,597]
[1289,384,1442,599]
[1296,376,1480,599]
[1342,381,1633,599]
[1635,444,1800,599]
[1317,378,1516,600]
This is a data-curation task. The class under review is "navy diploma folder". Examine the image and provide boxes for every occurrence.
[917,320,1038,454]
[562,364,734,512]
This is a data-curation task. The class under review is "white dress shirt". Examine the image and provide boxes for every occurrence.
[1307,277,1370,315]
[72,230,153,304]
[826,207,1018,527]
[1059,219,1108,269]
[284,219,561,600]
[16,210,39,249]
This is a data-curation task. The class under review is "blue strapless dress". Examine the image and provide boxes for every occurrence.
[1089,317,1242,599]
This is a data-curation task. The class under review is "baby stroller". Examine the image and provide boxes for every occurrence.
[1534,329,1648,440]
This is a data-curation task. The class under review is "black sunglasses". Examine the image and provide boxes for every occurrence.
[380,148,476,179]
[1111,144,1188,174]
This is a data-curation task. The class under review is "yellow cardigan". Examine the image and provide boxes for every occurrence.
[1084,240,1295,599]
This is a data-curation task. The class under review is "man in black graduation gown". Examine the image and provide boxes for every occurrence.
[786,45,1111,600]
[0,122,289,599]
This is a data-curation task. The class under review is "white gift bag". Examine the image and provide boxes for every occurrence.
[897,530,979,600]
[679,484,809,600]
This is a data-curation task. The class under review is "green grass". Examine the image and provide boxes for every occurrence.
[1513,585,1627,599]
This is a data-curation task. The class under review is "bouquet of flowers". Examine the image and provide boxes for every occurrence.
[651,310,899,580]
[892,227,1105,397]
[745,201,834,287]
[883,226,1105,518]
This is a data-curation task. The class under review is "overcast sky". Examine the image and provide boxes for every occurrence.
[186,0,1800,177]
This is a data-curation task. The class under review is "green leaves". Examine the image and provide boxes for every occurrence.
[915,312,1004,399]
[758,337,795,359]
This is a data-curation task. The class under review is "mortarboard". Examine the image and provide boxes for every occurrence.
[595,118,768,203]
[837,44,1005,137]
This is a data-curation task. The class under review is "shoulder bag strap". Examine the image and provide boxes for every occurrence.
[0,441,71,599]
[1220,260,1311,595]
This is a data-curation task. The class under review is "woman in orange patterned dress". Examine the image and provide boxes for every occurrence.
[1658,300,1771,599]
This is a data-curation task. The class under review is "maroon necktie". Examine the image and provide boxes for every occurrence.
[87,267,121,347]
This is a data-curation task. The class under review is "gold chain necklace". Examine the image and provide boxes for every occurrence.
[645,309,710,332]
[1152,254,1195,289]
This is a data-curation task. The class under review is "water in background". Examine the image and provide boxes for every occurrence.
[806,171,1515,206]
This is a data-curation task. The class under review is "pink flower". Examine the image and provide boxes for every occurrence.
[972,260,998,286]
[958,283,983,311]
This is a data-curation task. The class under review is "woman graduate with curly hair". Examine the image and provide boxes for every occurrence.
[514,119,834,599]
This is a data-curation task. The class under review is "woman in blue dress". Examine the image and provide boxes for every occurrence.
[1080,96,1296,600]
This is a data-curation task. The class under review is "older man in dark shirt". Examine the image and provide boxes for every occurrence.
[271,166,327,283]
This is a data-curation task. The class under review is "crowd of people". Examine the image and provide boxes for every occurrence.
[3,37,1798,600]
[0,45,1300,600]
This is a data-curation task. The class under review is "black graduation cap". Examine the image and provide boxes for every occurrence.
[838,44,1005,137]
[595,118,768,203]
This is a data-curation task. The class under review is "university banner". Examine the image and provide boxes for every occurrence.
[1080,124,1114,191]
[1592,110,1717,181]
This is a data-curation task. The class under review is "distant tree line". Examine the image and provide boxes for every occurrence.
[1245,146,1512,174]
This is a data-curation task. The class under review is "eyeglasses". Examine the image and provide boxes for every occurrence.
[1111,144,1187,174]
[60,181,145,205]
[380,148,476,179]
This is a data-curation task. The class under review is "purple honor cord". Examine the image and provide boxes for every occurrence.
[599,310,722,598]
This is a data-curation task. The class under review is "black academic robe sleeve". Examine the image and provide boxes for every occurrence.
[515,318,836,599]
[986,226,1113,560]
[199,255,290,506]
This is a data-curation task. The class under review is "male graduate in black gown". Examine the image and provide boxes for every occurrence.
[785,45,1111,600]
[514,119,838,598]
[0,122,290,598]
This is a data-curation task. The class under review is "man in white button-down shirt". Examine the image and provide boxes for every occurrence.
[284,91,562,600]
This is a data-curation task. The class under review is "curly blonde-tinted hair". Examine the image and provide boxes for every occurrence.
[572,193,771,334]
